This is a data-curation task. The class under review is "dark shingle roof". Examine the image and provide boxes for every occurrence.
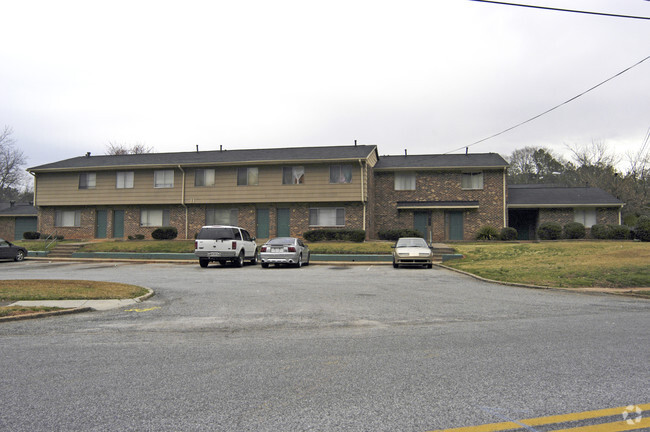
[508,185,624,207]
[28,145,378,172]
[374,153,508,170]
[0,202,38,216]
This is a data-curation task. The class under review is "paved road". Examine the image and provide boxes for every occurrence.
[1,260,648,431]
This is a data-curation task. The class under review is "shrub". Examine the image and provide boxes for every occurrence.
[590,224,611,239]
[303,229,366,242]
[499,227,518,241]
[475,226,500,240]
[609,225,631,240]
[623,214,638,227]
[635,216,650,242]
[22,231,41,240]
[151,227,178,240]
[128,234,145,240]
[563,222,586,239]
[537,222,562,240]
[377,228,423,241]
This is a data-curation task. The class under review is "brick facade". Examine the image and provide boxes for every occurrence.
[0,218,15,241]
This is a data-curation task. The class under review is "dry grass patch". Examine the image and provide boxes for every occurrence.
[0,280,149,301]
[0,306,68,318]
[446,241,650,289]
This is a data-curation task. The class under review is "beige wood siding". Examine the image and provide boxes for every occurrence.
[35,170,183,205]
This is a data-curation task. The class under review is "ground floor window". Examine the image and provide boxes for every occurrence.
[206,208,238,226]
[309,207,345,226]
[55,210,81,227]
[574,208,597,227]
[141,209,170,227]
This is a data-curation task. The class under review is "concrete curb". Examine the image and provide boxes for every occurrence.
[0,307,93,322]
[435,263,650,299]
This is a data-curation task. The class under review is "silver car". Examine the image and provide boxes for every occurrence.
[392,237,433,268]
[259,237,310,268]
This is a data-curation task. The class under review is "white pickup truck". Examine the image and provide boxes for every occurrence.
[194,225,258,268]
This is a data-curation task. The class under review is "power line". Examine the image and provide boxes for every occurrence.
[445,55,650,154]
[468,0,650,20]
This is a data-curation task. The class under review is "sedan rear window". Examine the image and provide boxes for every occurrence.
[268,237,295,245]
[197,227,237,240]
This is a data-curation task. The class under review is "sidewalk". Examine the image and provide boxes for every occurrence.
[9,299,139,311]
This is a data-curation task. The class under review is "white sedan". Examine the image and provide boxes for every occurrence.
[392,237,433,268]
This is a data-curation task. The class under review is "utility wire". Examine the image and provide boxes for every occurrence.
[444,55,650,154]
[468,0,650,20]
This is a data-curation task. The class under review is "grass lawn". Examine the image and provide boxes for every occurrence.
[0,306,67,318]
[0,280,149,301]
[445,241,650,290]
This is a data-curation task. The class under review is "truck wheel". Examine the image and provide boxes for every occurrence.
[235,251,244,267]
[199,258,209,268]
[250,249,258,264]
[261,263,269,268]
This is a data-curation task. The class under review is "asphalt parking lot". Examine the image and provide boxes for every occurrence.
[1,260,648,431]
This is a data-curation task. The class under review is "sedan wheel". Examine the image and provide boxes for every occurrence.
[15,250,25,262]
[295,254,302,268]
[392,260,398,269]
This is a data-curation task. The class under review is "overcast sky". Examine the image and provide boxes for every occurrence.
[1,0,649,171]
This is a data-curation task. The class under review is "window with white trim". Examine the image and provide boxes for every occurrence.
[574,208,597,228]
[79,173,96,189]
[116,171,134,189]
[461,172,483,190]
[55,210,81,227]
[237,167,258,186]
[140,209,170,227]
[395,172,416,190]
[154,170,174,188]
[309,208,345,226]
[282,166,305,184]
[330,165,352,184]
[195,169,216,187]
[206,208,238,226]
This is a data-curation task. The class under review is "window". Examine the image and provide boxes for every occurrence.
[195,169,216,187]
[154,170,174,188]
[395,172,416,190]
[574,208,597,228]
[140,209,170,227]
[282,166,305,184]
[55,210,81,227]
[79,173,96,189]
[330,165,352,184]
[309,208,345,226]
[461,172,483,190]
[237,167,258,186]
[206,208,238,226]
[116,171,134,189]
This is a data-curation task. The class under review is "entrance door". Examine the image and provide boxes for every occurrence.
[14,217,37,241]
[277,208,290,237]
[446,211,464,241]
[414,211,429,239]
[113,210,125,238]
[96,210,108,238]
[257,208,270,239]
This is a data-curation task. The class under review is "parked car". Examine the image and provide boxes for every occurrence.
[194,225,258,268]
[0,239,27,262]
[392,237,433,268]
[259,237,310,268]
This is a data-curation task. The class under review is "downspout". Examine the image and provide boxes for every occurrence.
[178,165,188,239]
[503,167,507,227]
[30,171,39,232]
[359,159,366,232]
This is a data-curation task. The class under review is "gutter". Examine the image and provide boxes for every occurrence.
[359,159,366,232]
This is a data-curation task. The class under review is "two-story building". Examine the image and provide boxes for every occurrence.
[27,144,624,241]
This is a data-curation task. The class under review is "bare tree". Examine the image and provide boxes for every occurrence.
[507,146,565,184]
[0,126,28,199]
[106,141,153,155]
[566,139,619,168]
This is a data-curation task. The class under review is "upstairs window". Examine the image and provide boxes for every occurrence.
[116,171,134,189]
[154,170,174,188]
[195,169,216,187]
[79,173,96,189]
[574,208,597,228]
[55,210,81,227]
[461,172,483,190]
[282,166,305,184]
[141,209,170,227]
[206,208,238,226]
[237,167,258,186]
[330,165,352,184]
[309,207,345,226]
[395,172,416,190]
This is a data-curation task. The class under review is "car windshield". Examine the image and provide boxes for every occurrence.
[197,227,236,240]
[268,237,295,245]
[396,238,428,248]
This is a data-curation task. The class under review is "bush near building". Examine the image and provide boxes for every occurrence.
[537,222,563,240]
[563,222,586,239]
